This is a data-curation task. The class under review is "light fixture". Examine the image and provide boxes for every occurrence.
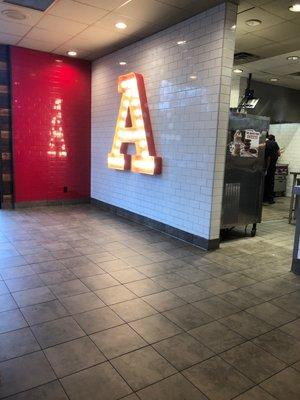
[115,22,127,29]
[1,8,26,20]
[119,61,127,66]
[67,50,77,57]
[190,75,197,79]
[270,78,279,82]
[287,55,299,60]
[289,3,300,12]
[231,24,236,31]
[245,19,262,27]
[177,40,186,45]
[233,68,243,74]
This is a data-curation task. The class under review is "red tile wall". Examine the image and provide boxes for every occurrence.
[11,46,91,203]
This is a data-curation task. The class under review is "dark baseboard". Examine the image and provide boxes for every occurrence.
[15,198,90,209]
[292,259,300,275]
[91,198,219,251]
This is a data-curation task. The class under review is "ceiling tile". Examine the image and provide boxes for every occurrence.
[155,0,195,9]
[237,7,285,33]
[0,2,42,25]
[18,37,58,52]
[238,1,255,13]
[0,18,31,35]
[183,0,223,13]
[116,0,182,24]
[0,31,22,44]
[247,0,272,5]
[72,0,130,11]
[235,32,275,51]
[254,21,300,42]
[73,25,127,48]
[48,0,108,24]
[37,14,88,34]
[24,27,73,44]
[247,37,300,59]
[260,0,299,20]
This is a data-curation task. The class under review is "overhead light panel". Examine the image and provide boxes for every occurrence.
[3,0,55,11]
[233,68,243,74]
[287,55,299,60]
[189,75,197,80]
[67,50,77,57]
[119,61,127,66]
[289,3,300,12]
[115,22,127,29]
[246,19,262,27]
[177,40,186,45]
[270,78,279,82]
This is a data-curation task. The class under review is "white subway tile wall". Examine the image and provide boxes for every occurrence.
[91,3,237,241]
[270,124,300,196]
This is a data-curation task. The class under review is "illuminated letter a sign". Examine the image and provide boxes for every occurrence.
[108,72,162,175]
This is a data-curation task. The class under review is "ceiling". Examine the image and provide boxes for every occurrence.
[0,0,229,60]
[235,0,300,90]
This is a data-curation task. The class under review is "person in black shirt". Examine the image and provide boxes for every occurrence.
[264,134,281,204]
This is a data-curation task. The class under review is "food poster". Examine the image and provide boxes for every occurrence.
[228,128,262,158]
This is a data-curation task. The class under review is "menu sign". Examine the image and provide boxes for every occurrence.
[228,129,262,158]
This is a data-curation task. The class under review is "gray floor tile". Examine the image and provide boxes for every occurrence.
[0,293,18,312]
[60,292,105,314]
[38,269,76,285]
[271,291,300,316]
[74,307,123,334]
[109,268,146,284]
[0,255,27,269]
[234,386,277,400]
[189,321,245,353]
[163,304,213,330]
[95,285,137,305]
[0,309,28,333]
[131,312,182,343]
[279,318,300,340]
[219,289,263,310]
[5,274,44,292]
[71,263,104,278]
[246,302,297,327]
[151,273,190,289]
[20,299,69,325]
[222,342,286,383]
[49,279,90,298]
[0,327,40,361]
[137,373,208,400]
[0,265,35,280]
[183,356,253,400]
[125,278,164,297]
[193,296,240,319]
[260,368,300,400]
[220,311,273,339]
[61,362,132,400]
[5,381,68,400]
[153,332,213,370]
[44,336,105,378]
[111,298,157,322]
[81,274,119,291]
[30,260,66,274]
[175,266,213,283]
[0,352,56,398]
[197,278,237,295]
[12,286,55,307]
[91,324,147,359]
[0,281,9,295]
[31,316,85,348]
[171,284,213,303]
[142,290,186,312]
[111,346,176,391]
[253,329,300,364]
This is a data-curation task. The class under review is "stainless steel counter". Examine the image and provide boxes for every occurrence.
[292,186,300,275]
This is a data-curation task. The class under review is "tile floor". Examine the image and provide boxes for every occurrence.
[0,205,299,400]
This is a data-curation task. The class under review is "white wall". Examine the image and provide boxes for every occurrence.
[270,123,300,196]
[91,2,236,244]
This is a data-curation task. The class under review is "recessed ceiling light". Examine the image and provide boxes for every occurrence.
[231,24,236,31]
[1,8,26,20]
[245,19,262,27]
[287,55,299,60]
[289,3,300,12]
[233,68,243,74]
[177,40,186,45]
[190,75,197,79]
[115,22,127,29]
[119,61,127,66]
[270,78,279,82]
[67,50,77,57]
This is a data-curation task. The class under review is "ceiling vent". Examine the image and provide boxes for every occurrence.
[234,52,260,64]
[3,0,55,12]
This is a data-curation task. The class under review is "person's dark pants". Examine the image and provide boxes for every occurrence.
[264,162,276,202]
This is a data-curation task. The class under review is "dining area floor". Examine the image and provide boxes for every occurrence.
[0,205,299,400]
